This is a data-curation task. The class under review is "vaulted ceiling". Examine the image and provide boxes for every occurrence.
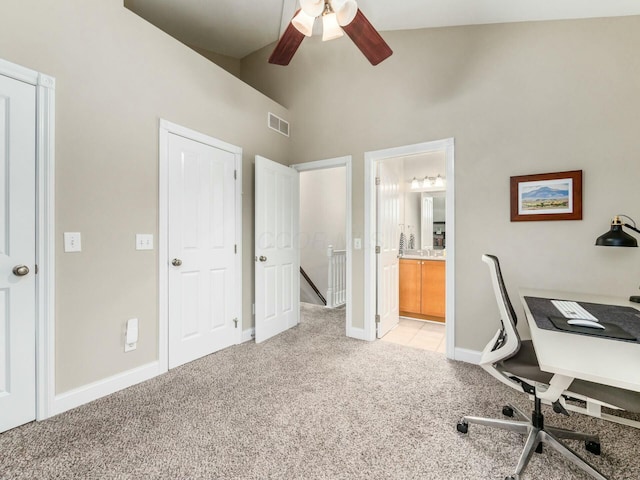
[124,0,640,59]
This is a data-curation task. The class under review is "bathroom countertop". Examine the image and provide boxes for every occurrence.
[400,255,445,261]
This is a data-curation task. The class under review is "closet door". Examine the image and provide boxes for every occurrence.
[167,132,238,368]
[0,74,37,433]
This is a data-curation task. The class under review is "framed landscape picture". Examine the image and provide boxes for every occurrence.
[510,170,582,222]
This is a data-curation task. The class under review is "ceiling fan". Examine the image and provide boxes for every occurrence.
[269,0,393,66]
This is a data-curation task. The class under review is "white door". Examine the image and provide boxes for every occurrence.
[0,74,36,432]
[376,160,400,338]
[254,156,299,343]
[168,133,238,369]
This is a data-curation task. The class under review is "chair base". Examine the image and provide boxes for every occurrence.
[457,403,608,480]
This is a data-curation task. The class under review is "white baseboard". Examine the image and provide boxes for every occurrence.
[453,347,482,365]
[347,326,369,341]
[241,328,255,343]
[52,361,163,417]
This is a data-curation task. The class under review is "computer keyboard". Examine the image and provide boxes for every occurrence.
[551,300,599,321]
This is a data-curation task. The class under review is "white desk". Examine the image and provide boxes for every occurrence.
[519,288,640,394]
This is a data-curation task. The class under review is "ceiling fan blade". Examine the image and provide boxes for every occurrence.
[342,9,392,66]
[269,19,306,66]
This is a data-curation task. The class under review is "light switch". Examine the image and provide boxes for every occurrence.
[64,232,82,252]
[354,238,362,250]
[136,234,154,250]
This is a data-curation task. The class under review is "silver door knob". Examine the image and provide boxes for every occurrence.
[13,265,30,276]
[171,258,182,267]
[259,256,267,262]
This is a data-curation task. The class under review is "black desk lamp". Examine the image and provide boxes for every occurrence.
[595,215,640,302]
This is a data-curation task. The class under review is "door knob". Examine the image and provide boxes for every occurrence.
[171,258,182,267]
[259,256,267,262]
[13,265,30,276]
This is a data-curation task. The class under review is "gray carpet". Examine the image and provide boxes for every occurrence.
[1,303,639,479]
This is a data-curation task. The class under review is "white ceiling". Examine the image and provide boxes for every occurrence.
[124,0,640,59]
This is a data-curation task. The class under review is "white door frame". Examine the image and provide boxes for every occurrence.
[158,119,243,372]
[0,58,56,420]
[291,156,353,337]
[364,139,456,359]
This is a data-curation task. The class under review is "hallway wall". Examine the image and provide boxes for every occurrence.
[300,167,346,304]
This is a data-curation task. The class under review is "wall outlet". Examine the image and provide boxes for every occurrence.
[354,238,362,250]
[64,232,82,252]
[136,234,154,250]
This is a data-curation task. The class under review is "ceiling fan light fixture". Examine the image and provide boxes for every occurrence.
[292,9,315,36]
[300,0,324,17]
[333,0,358,26]
[322,12,343,41]
[269,0,392,66]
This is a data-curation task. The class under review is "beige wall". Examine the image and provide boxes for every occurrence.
[188,45,242,78]
[2,1,639,399]
[242,16,640,350]
[300,167,347,298]
[0,0,290,393]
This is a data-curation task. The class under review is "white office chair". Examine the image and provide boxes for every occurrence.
[456,254,640,480]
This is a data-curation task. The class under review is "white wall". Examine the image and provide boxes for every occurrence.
[299,167,346,302]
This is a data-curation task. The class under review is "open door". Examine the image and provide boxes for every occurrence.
[376,159,400,338]
[255,156,300,343]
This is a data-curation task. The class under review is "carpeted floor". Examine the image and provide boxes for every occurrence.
[1,303,639,479]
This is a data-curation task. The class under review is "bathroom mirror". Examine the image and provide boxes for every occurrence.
[421,191,446,250]
[402,191,422,250]
[401,190,446,251]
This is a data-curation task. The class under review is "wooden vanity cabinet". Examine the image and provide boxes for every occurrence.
[421,260,446,318]
[399,259,422,313]
[399,258,446,321]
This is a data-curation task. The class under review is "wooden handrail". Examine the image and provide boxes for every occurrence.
[300,267,327,305]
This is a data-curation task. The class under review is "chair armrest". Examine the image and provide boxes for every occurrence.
[536,374,574,402]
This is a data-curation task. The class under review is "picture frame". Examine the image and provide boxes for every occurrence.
[510,170,582,222]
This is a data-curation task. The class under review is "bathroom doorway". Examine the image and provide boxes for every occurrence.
[364,139,455,358]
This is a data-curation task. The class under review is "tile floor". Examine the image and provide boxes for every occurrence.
[380,317,446,353]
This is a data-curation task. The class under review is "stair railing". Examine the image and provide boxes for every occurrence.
[300,266,327,306]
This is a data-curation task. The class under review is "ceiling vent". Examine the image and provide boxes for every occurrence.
[268,112,290,137]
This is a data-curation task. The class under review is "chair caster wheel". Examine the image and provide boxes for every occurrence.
[585,441,601,455]
[505,476,517,480]
[502,406,514,417]
[456,421,468,434]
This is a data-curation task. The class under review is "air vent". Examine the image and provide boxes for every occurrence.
[268,112,290,137]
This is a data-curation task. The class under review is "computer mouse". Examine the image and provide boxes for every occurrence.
[567,319,605,329]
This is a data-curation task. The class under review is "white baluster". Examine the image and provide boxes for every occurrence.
[326,245,334,308]
[340,253,345,304]
[326,246,347,308]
